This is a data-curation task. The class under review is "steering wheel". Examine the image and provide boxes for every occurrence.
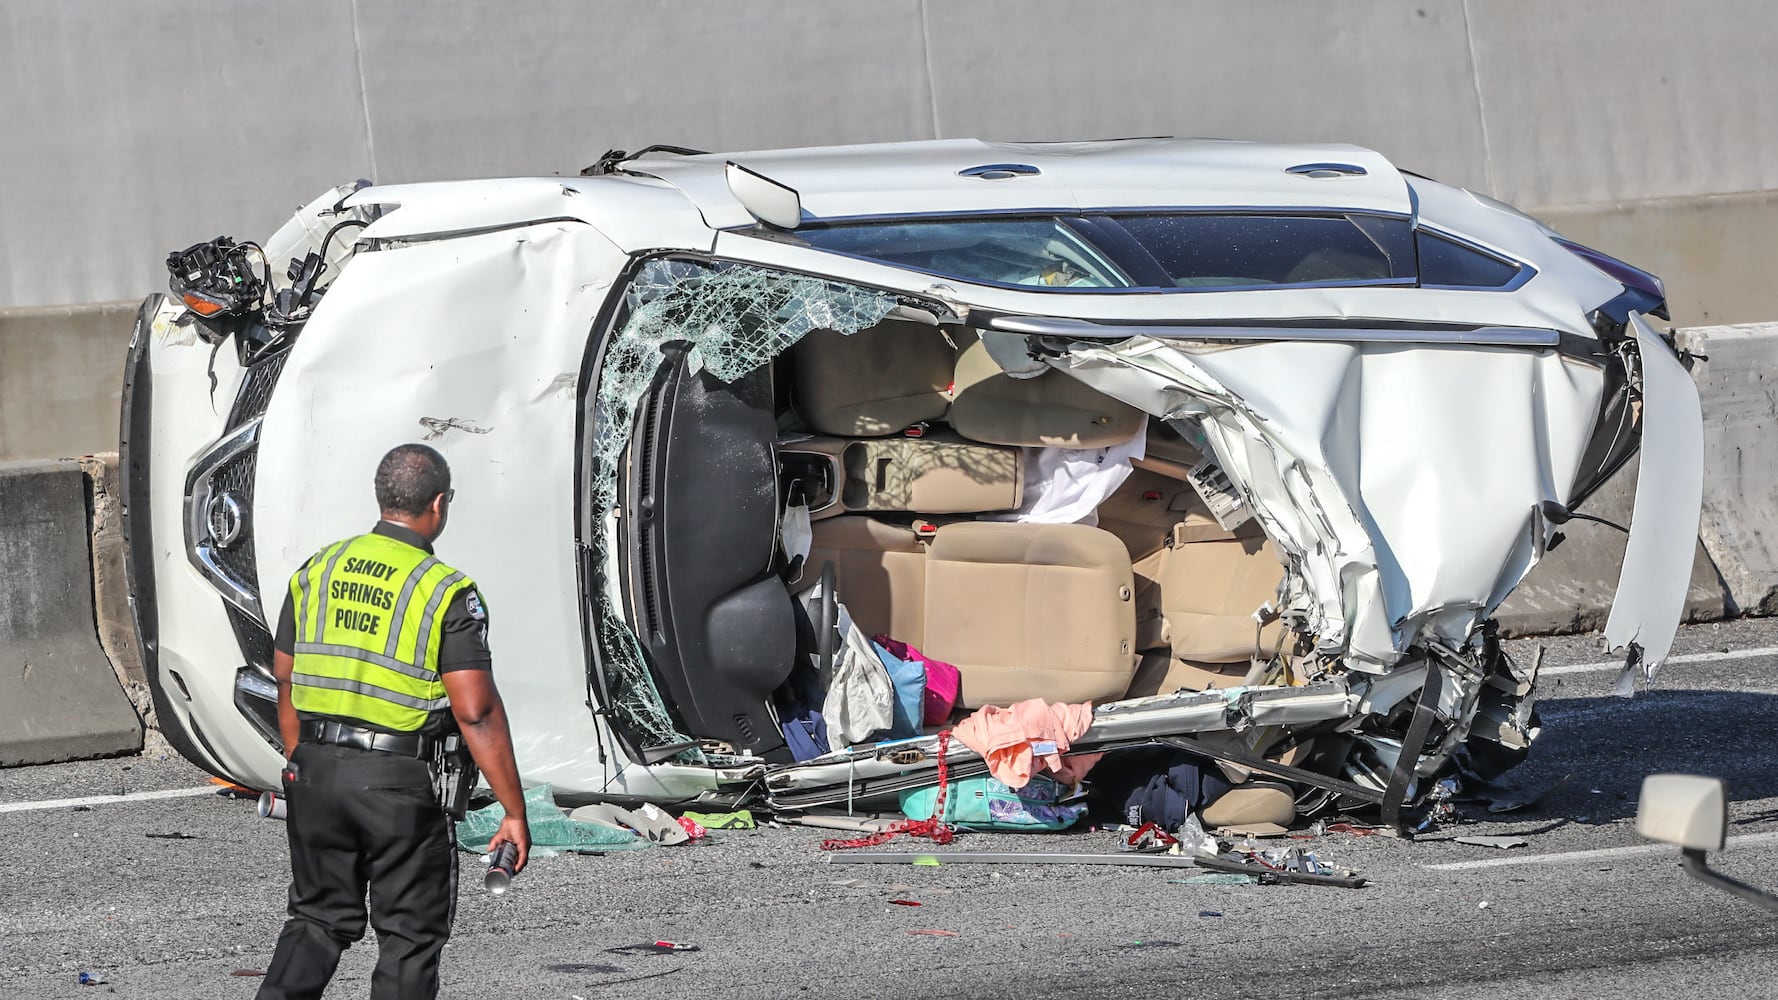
[815,560,839,678]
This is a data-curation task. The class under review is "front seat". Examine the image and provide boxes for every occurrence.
[791,320,955,436]
[947,331,1145,447]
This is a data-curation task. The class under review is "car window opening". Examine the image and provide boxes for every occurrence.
[589,259,897,756]
[787,213,1423,292]
[596,258,1312,767]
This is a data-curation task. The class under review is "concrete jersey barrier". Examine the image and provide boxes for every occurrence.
[0,459,143,765]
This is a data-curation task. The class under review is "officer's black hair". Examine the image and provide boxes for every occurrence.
[375,444,452,516]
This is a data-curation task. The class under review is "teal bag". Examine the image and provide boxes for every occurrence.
[899,775,1086,831]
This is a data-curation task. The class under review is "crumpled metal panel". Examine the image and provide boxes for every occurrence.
[254,221,704,799]
[1604,315,1706,689]
[1051,335,1604,670]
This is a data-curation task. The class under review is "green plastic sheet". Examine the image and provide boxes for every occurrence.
[455,784,650,853]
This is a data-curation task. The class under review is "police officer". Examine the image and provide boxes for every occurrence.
[258,443,530,1000]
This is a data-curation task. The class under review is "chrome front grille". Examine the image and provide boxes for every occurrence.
[228,350,288,427]
[184,419,263,621]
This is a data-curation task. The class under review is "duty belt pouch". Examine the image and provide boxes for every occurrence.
[432,733,479,821]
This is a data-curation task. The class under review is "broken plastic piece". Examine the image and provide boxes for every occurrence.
[682,809,755,830]
[78,972,108,986]
[607,941,699,955]
[1453,835,1529,850]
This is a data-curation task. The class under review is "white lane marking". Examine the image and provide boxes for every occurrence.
[1540,645,1778,677]
[0,786,221,814]
[1427,830,1778,871]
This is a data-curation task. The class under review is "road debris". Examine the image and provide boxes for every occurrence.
[1171,873,1260,886]
[606,940,700,955]
[77,971,107,985]
[1454,835,1530,850]
[682,809,755,830]
[906,929,958,937]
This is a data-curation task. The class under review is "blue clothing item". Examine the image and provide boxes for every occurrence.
[781,709,831,762]
[1123,761,1232,832]
[870,640,927,740]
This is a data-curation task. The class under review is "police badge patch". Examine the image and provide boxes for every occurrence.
[465,590,485,620]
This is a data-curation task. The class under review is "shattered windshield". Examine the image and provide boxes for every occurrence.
[587,259,896,751]
[790,213,1417,291]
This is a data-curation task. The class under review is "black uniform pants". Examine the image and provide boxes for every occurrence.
[258,742,457,1000]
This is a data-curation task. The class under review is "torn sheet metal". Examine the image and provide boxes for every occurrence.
[764,681,1358,801]
[1049,335,1605,671]
[1603,315,1705,692]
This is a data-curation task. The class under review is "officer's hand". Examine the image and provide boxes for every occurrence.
[493,815,530,874]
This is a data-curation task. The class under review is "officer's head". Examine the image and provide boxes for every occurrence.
[375,444,454,541]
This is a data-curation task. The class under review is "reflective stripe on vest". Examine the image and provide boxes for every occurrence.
[287,533,473,732]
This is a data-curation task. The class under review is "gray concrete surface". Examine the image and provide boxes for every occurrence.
[1680,323,1778,616]
[2,618,1777,998]
[1540,192,1778,328]
[0,461,143,765]
[3,1,1776,326]
[0,302,135,463]
[1495,450,1733,637]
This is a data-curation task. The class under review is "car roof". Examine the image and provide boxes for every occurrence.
[615,137,1412,228]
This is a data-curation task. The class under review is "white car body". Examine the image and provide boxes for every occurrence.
[123,138,1700,820]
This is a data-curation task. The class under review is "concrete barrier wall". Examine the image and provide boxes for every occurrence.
[0,303,137,464]
[1678,323,1778,616]
[0,460,143,765]
[2,0,1775,325]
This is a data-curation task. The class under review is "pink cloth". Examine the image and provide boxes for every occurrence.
[951,698,1103,789]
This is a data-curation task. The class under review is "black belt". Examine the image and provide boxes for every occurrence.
[300,719,435,759]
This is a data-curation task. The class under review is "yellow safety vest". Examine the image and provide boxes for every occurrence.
[288,532,475,732]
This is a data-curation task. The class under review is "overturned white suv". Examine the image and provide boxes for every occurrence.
[124,138,1701,830]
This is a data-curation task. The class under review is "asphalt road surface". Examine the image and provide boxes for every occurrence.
[4,619,1778,999]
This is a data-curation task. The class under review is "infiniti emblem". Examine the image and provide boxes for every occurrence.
[207,491,246,548]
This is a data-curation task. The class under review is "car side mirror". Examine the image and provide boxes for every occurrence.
[1635,773,1725,851]
[1636,773,1778,912]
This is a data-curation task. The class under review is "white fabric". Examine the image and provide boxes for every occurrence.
[989,417,1148,525]
[801,583,896,745]
[781,502,813,567]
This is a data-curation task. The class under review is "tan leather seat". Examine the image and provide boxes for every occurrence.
[1095,450,1289,699]
[948,332,1145,448]
[797,517,1137,709]
[793,516,927,641]
[791,321,954,437]
[923,522,1137,708]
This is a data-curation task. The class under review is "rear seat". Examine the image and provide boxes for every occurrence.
[793,517,1137,709]
[1101,460,1288,697]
